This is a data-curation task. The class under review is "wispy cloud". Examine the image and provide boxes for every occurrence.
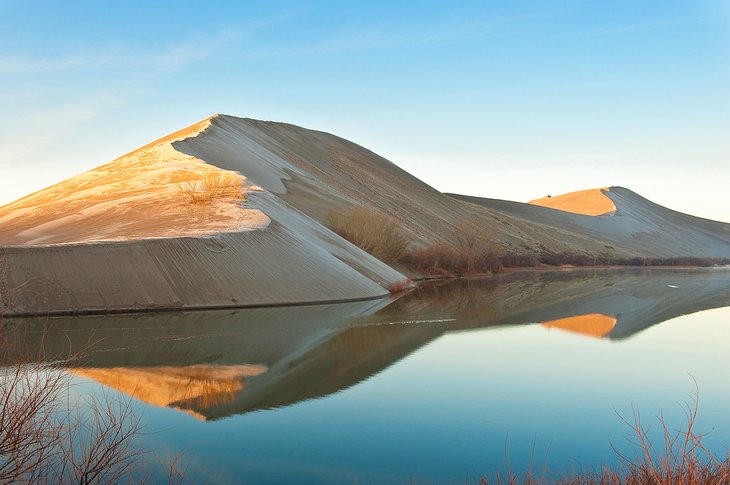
[0,31,238,74]
[576,13,726,37]
[242,12,526,60]
[0,28,243,168]
[0,84,142,163]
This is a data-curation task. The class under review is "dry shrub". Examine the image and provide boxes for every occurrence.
[177,170,244,204]
[387,279,415,294]
[329,207,408,263]
[500,253,540,268]
[481,380,730,484]
[0,334,144,483]
[0,326,187,483]
[403,220,502,276]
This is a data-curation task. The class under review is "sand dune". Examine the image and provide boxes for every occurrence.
[529,188,616,216]
[1,114,729,315]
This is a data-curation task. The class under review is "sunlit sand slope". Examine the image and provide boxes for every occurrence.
[529,188,616,216]
[0,119,268,245]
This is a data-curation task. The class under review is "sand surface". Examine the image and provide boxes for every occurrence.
[529,188,616,216]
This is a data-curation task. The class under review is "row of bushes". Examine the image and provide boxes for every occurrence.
[328,207,730,276]
[329,209,503,276]
[509,252,730,268]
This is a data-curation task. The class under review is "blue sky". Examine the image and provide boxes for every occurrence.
[1,0,729,220]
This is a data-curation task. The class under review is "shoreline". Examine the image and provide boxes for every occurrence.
[4,264,727,319]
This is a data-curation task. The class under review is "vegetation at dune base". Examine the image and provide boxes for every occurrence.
[329,208,503,276]
[329,207,409,263]
[403,219,503,276]
[328,206,730,278]
[177,170,244,204]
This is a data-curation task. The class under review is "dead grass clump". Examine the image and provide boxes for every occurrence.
[329,207,408,263]
[403,220,502,276]
[177,170,244,204]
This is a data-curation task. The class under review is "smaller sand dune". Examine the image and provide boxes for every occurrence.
[541,313,617,338]
[529,188,616,216]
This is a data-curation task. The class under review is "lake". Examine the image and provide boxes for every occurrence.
[4,268,730,483]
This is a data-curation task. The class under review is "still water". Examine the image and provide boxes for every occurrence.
[6,268,730,483]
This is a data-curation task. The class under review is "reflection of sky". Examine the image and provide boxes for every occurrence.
[69,306,730,483]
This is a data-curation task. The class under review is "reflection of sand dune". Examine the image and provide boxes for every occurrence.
[6,269,730,420]
[70,365,267,419]
[541,313,617,338]
[529,188,616,216]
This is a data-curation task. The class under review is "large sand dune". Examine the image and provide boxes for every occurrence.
[1,114,729,315]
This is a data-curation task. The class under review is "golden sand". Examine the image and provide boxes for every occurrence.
[529,188,616,216]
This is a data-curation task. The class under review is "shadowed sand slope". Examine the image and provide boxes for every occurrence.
[175,115,730,258]
[529,188,616,216]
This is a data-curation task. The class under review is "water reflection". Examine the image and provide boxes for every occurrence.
[541,314,616,338]
[69,365,268,419]
[4,268,730,421]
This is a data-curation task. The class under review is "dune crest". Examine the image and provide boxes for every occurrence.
[528,188,616,216]
[0,116,269,246]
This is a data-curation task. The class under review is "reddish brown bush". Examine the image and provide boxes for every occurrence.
[403,220,502,276]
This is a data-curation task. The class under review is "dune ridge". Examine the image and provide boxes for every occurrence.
[2,114,730,316]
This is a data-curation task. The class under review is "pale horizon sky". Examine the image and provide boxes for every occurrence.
[1,1,729,221]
